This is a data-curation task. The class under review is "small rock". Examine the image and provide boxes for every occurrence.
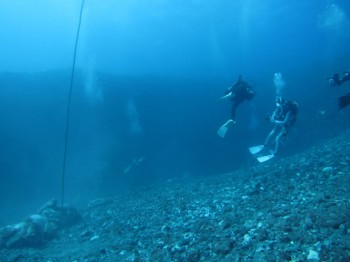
[186,250,200,262]
[214,240,234,256]
[257,228,269,241]
[242,234,251,246]
[218,219,231,230]
[307,249,319,261]
[171,244,184,254]
[322,167,333,173]
[90,235,99,241]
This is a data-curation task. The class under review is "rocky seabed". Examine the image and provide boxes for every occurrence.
[1,131,350,261]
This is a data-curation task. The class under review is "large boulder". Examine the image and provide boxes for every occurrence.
[0,199,80,249]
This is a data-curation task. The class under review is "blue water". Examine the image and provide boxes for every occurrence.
[0,0,350,223]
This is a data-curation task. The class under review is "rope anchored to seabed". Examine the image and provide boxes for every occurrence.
[61,0,86,207]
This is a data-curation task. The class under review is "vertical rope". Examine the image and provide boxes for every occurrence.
[61,0,86,207]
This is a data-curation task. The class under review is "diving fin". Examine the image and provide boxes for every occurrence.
[217,119,235,138]
[338,93,350,110]
[257,154,275,163]
[218,124,229,138]
[249,145,264,155]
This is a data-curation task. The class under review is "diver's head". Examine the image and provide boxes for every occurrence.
[329,73,341,86]
[276,96,284,107]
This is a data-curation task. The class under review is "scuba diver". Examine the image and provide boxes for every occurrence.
[329,70,350,110]
[249,96,299,163]
[217,75,256,138]
[329,70,350,87]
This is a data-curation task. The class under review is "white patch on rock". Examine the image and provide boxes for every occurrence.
[307,249,319,261]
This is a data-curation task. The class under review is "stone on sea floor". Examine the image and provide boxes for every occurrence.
[5,221,43,248]
[321,167,333,173]
[0,199,80,249]
[214,240,234,255]
[307,249,319,261]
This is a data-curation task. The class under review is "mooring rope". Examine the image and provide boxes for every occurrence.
[61,0,86,207]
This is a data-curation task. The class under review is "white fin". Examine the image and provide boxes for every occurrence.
[218,124,229,138]
[217,120,235,138]
[249,145,264,155]
[257,154,275,163]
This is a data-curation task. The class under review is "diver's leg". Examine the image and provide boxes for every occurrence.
[218,99,239,138]
[230,99,243,121]
[274,127,287,155]
[333,73,342,86]
[230,102,238,121]
[264,125,278,146]
[342,72,350,84]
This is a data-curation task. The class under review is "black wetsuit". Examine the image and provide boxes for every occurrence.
[342,72,350,84]
[330,71,350,109]
[225,76,255,120]
[331,71,350,86]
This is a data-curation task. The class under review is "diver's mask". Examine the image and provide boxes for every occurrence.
[276,96,283,107]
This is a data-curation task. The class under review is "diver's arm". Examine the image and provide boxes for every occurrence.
[270,109,279,123]
[224,87,232,95]
[341,71,350,83]
[246,87,255,95]
[329,73,342,86]
[228,77,242,93]
[219,91,235,101]
[274,111,291,125]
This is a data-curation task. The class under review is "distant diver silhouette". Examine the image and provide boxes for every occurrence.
[338,93,350,110]
[328,70,350,109]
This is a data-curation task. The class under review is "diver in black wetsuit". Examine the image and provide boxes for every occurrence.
[217,75,256,138]
[329,70,350,87]
[227,75,256,120]
[329,70,350,109]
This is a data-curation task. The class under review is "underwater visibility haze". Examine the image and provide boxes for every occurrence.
[0,0,350,230]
